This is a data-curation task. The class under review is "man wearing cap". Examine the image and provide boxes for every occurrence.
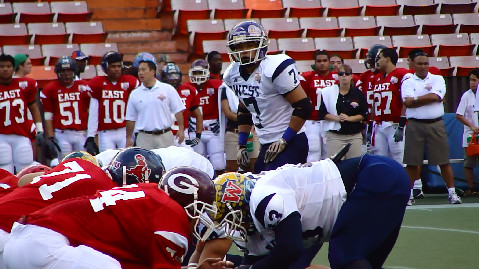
[71,50,90,80]
[13,54,32,78]
[84,51,139,155]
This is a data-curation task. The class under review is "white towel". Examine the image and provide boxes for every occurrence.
[320,84,341,135]
[218,82,239,144]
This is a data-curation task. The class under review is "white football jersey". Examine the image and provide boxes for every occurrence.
[223,54,304,144]
[96,149,120,168]
[249,159,347,246]
[152,146,215,179]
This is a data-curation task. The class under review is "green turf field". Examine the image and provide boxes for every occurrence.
[229,194,479,269]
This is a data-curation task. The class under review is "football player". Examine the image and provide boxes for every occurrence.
[207,51,223,80]
[224,20,312,173]
[161,62,204,147]
[200,154,410,269]
[372,48,410,164]
[0,54,44,173]
[186,59,225,174]
[3,167,219,269]
[300,50,338,162]
[40,56,91,160]
[85,51,139,154]
[0,169,19,199]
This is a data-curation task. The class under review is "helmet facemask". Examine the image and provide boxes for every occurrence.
[227,39,268,65]
[189,67,210,85]
[216,203,248,241]
[184,195,217,242]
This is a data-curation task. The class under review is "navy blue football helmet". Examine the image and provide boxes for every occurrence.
[161,62,182,87]
[100,51,123,73]
[364,44,387,70]
[54,56,77,74]
[227,20,268,65]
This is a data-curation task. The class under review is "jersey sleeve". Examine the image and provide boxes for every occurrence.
[87,77,102,99]
[23,79,38,105]
[40,84,54,113]
[252,192,299,232]
[270,56,301,95]
[456,92,468,116]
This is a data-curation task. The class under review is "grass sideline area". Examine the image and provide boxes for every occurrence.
[228,195,479,269]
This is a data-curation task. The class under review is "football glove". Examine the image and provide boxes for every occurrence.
[185,137,200,147]
[264,138,287,163]
[210,122,220,135]
[84,137,99,155]
[47,137,61,159]
[393,126,404,142]
[35,131,45,147]
[237,146,250,168]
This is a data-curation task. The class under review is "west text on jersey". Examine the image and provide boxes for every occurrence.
[232,85,260,97]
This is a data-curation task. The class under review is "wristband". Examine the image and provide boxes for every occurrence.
[398,116,407,128]
[238,132,248,146]
[196,133,201,139]
[281,127,297,143]
[35,122,44,133]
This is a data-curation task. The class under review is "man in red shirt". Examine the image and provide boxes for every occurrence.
[372,48,410,164]
[85,52,139,154]
[161,62,204,147]
[300,50,337,161]
[40,56,91,160]
[0,54,44,174]
[187,60,225,174]
[207,51,223,80]
[3,167,220,269]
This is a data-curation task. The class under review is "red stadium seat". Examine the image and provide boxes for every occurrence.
[414,14,457,35]
[202,40,229,61]
[282,0,325,18]
[261,18,303,39]
[338,16,380,37]
[12,2,54,24]
[0,24,31,46]
[224,18,260,32]
[80,43,118,65]
[396,0,438,15]
[171,0,211,36]
[429,56,454,77]
[453,13,479,34]
[28,23,69,45]
[42,43,80,65]
[376,15,419,36]
[79,65,97,80]
[449,56,479,76]
[395,58,409,69]
[435,0,477,14]
[50,1,92,23]
[300,17,342,38]
[66,22,106,44]
[430,33,475,57]
[277,38,316,60]
[295,60,313,73]
[187,19,227,56]
[470,33,479,55]
[314,37,357,59]
[343,58,367,75]
[358,0,399,16]
[0,3,15,24]
[3,45,45,65]
[267,38,280,54]
[250,8,286,19]
[321,0,363,17]
[354,36,393,58]
[208,0,247,20]
[392,35,436,58]
[26,66,57,88]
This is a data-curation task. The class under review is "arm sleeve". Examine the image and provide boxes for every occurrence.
[456,93,467,116]
[125,94,138,121]
[401,79,414,101]
[430,75,446,99]
[251,213,304,269]
[87,98,99,137]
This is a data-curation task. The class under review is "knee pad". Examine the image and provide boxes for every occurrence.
[0,143,13,166]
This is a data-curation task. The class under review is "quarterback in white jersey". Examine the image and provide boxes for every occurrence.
[198,154,410,269]
[224,20,312,173]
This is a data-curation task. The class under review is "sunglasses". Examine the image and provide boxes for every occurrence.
[338,72,352,76]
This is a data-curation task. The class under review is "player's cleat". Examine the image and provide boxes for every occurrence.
[407,197,415,206]
[448,193,462,204]
[413,188,424,199]
[455,187,465,198]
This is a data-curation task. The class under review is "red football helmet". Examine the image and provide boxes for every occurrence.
[159,166,217,241]
[16,164,51,178]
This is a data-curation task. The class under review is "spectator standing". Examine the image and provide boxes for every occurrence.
[71,50,90,80]
[318,64,367,159]
[125,60,185,149]
[455,68,479,196]
[401,51,461,205]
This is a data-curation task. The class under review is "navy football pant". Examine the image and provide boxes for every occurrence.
[254,132,308,173]
[330,154,410,269]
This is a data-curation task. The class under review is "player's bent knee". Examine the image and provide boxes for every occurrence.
[0,145,13,167]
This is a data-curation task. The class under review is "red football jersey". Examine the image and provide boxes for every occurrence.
[0,158,116,233]
[358,70,382,117]
[40,80,91,131]
[0,78,38,137]
[88,75,139,131]
[177,83,199,129]
[300,71,338,120]
[407,66,441,76]
[27,184,191,269]
[187,79,222,120]
[372,68,410,123]
[0,169,18,199]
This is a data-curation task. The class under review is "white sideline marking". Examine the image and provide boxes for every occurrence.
[406,203,479,210]
[386,267,417,269]
[402,225,479,235]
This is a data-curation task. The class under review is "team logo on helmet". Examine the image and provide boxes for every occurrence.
[221,181,242,203]
[166,173,199,195]
[126,154,151,183]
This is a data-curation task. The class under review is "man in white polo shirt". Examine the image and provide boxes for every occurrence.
[401,51,461,205]
[125,59,185,150]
